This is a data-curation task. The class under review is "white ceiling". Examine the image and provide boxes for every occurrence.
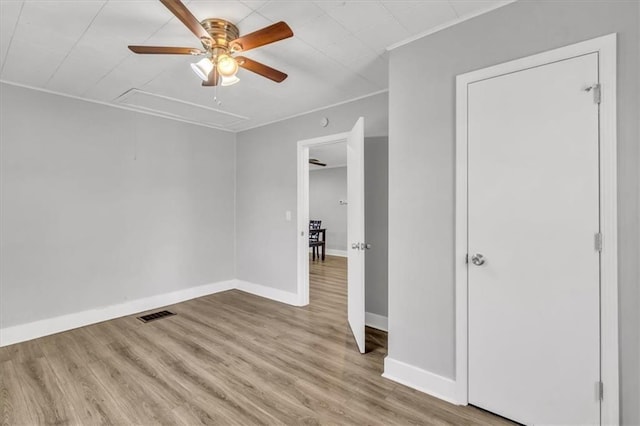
[310,141,346,169]
[0,0,510,131]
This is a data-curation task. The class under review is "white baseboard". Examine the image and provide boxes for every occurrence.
[365,312,388,331]
[0,280,235,347]
[234,279,302,306]
[382,357,459,405]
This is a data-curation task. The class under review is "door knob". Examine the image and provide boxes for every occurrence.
[471,253,485,266]
[352,243,360,250]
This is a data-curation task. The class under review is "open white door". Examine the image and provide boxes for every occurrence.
[347,117,365,353]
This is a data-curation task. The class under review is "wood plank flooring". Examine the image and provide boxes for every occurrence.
[0,255,512,425]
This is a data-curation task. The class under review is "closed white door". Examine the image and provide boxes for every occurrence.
[467,53,600,424]
[347,117,366,353]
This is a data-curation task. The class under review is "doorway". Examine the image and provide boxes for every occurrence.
[297,118,367,353]
[455,34,618,425]
[308,142,348,260]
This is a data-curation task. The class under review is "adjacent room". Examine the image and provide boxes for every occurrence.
[309,142,348,260]
[1,0,638,425]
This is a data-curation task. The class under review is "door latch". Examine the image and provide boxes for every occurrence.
[352,243,371,250]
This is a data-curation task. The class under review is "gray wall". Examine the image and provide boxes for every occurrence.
[365,137,388,318]
[235,92,388,292]
[309,167,348,252]
[0,83,236,328]
[387,1,639,423]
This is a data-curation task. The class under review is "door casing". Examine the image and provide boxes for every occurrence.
[455,33,618,424]
[296,131,349,306]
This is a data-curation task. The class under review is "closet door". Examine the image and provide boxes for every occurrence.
[467,53,601,424]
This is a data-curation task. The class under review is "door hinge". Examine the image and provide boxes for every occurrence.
[595,232,603,252]
[465,254,469,264]
[597,381,604,401]
[586,83,601,104]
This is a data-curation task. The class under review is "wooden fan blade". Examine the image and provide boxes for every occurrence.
[202,67,219,87]
[230,21,293,53]
[236,56,287,83]
[128,46,204,55]
[159,0,212,43]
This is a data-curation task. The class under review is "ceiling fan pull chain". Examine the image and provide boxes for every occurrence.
[213,85,222,106]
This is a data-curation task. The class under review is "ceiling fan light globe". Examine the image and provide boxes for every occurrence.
[191,57,214,81]
[220,75,240,86]
[217,54,239,77]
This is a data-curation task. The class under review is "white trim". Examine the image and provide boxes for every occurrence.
[239,89,388,132]
[455,34,618,423]
[0,278,306,347]
[454,42,471,406]
[0,82,389,136]
[297,132,350,307]
[365,312,388,332]
[386,1,517,52]
[0,280,236,347]
[0,80,234,133]
[596,34,620,426]
[326,249,348,258]
[383,357,458,405]
[234,280,302,307]
[114,88,249,123]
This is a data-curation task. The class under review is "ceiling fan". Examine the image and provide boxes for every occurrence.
[309,158,327,167]
[128,0,293,87]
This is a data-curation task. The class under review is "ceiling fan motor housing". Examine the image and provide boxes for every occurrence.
[200,19,240,53]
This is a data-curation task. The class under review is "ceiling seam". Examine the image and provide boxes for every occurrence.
[238,0,269,21]
[136,0,214,92]
[386,1,517,51]
[0,79,234,133]
[139,0,266,92]
[134,0,254,92]
[3,0,500,128]
[81,1,385,120]
[252,6,385,91]
[300,2,393,89]
[379,1,412,34]
[133,3,381,110]
[447,0,462,19]
[234,88,389,133]
[0,79,386,134]
[80,4,183,97]
[44,0,109,88]
[0,0,25,77]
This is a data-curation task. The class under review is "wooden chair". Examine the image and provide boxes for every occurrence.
[309,220,325,261]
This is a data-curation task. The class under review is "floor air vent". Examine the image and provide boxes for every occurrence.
[137,310,176,323]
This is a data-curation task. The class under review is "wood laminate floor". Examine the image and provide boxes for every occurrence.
[0,255,512,425]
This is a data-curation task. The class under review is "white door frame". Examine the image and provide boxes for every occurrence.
[455,34,618,424]
[296,132,349,306]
